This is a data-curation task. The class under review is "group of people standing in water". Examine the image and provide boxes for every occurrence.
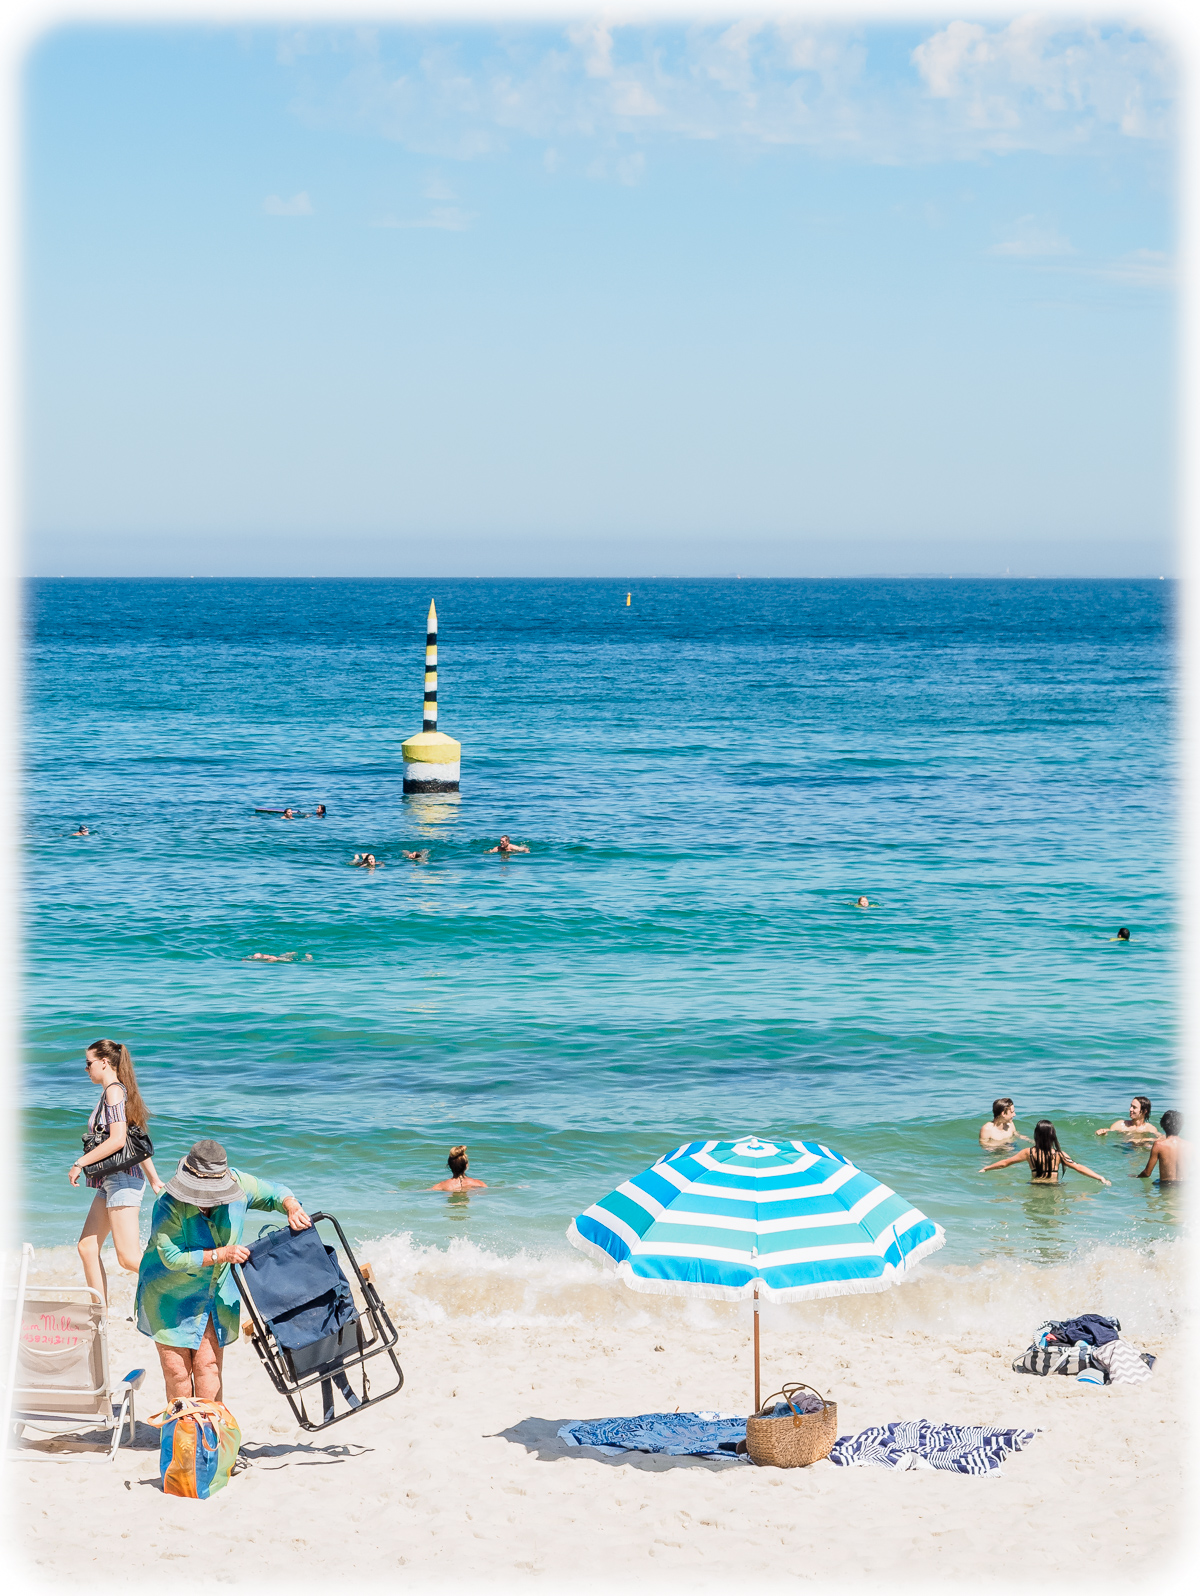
[977,1096,1187,1186]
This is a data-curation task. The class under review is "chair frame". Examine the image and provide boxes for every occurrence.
[5,1263,146,1464]
[234,1213,404,1432]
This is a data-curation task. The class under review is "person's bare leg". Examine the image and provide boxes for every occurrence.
[157,1344,195,1402]
[107,1205,144,1274]
[191,1318,225,1401]
[77,1192,112,1303]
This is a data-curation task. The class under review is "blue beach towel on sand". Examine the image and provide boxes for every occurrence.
[558,1412,747,1457]
[830,1420,1038,1475]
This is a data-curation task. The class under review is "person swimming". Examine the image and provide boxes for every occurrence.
[71,824,89,837]
[315,805,326,817]
[981,1119,1111,1186]
[854,896,871,908]
[979,1098,1031,1149]
[427,1145,487,1193]
[1136,1110,1187,1184]
[1112,927,1132,941]
[1095,1096,1159,1138]
[402,850,429,863]
[352,853,383,868]
[245,952,312,962]
[487,835,529,855]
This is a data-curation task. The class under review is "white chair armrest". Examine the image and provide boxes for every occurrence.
[118,1368,147,1391]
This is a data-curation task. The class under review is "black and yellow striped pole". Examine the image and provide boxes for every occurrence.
[402,600,461,794]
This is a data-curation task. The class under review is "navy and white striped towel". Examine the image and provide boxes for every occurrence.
[829,1420,1038,1475]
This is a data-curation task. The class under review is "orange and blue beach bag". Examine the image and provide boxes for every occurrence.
[149,1398,242,1498]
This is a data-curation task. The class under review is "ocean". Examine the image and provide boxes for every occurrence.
[22,577,1181,1336]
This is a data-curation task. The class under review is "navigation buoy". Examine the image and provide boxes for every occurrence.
[626,592,631,606]
[402,601,461,794]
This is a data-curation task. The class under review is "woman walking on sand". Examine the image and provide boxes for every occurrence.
[981,1119,1111,1187]
[70,1039,166,1303]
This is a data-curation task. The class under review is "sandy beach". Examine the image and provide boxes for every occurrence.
[10,1238,1186,1588]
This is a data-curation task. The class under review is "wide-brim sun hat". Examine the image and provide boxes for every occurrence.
[165,1139,244,1207]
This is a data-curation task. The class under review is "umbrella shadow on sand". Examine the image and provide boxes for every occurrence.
[493,1418,746,1472]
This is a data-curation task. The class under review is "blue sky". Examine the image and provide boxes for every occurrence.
[23,17,1176,576]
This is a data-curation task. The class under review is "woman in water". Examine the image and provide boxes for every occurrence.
[981,1119,1111,1186]
[428,1145,487,1192]
[70,1039,166,1302]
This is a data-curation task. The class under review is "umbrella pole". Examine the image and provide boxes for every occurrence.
[753,1284,760,1414]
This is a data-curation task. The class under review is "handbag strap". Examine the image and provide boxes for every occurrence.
[756,1381,829,1417]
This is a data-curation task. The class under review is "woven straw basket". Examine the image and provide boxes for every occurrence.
[745,1382,838,1468]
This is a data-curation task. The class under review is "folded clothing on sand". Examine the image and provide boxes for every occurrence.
[1088,1339,1153,1386]
[829,1421,1038,1475]
[1039,1314,1121,1347]
[558,1412,747,1457]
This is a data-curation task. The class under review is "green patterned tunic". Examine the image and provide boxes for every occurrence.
[135,1169,295,1348]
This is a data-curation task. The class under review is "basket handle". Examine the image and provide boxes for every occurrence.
[755,1381,829,1418]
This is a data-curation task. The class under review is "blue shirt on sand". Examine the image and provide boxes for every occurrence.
[135,1170,294,1348]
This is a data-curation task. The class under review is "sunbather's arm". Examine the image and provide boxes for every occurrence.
[1135,1144,1160,1180]
[980,1149,1029,1172]
[156,1206,206,1272]
[1061,1156,1111,1186]
[235,1170,312,1230]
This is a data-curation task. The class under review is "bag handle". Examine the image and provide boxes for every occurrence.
[755,1380,829,1418]
[147,1397,229,1429]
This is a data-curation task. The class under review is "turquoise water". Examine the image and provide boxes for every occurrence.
[23,579,1177,1273]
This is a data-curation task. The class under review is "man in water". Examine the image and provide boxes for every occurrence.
[979,1098,1030,1149]
[1096,1096,1159,1138]
[71,824,89,836]
[1111,927,1132,941]
[487,835,529,855]
[1136,1111,1187,1184]
[402,849,429,863]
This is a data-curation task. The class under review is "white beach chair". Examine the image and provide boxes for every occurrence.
[3,1248,146,1463]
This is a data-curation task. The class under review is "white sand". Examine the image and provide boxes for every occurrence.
[10,1239,1188,1588]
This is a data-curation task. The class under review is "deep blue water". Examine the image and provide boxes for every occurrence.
[23,578,1177,1266]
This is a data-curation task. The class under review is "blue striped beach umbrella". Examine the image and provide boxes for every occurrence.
[567,1136,945,1409]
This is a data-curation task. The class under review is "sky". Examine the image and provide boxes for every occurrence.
[22,15,1178,577]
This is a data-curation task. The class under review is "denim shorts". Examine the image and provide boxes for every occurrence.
[101,1170,145,1210]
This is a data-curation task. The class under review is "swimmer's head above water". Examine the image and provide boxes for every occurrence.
[856,896,870,908]
[1116,927,1131,941]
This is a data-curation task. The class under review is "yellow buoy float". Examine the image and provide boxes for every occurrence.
[402,600,461,794]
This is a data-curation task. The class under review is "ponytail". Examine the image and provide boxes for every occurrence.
[87,1038,151,1130]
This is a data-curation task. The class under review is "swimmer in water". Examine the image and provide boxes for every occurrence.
[402,849,429,863]
[487,835,529,855]
[1110,927,1131,941]
[315,805,326,818]
[1095,1096,1159,1139]
[979,1098,1031,1149]
[427,1145,487,1192]
[854,896,871,908]
[981,1119,1111,1186]
[71,825,89,837]
[352,853,383,868]
[281,808,296,819]
[246,952,298,962]
[1135,1111,1187,1184]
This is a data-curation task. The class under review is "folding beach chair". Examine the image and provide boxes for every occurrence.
[234,1213,404,1432]
[3,1262,146,1463]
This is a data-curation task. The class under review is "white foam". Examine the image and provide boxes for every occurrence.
[10,1232,1184,1344]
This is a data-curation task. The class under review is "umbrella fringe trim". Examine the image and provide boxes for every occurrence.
[566,1222,946,1303]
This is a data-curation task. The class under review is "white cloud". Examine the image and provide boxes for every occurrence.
[373,205,473,232]
[568,19,614,80]
[610,80,662,118]
[911,17,1172,145]
[280,22,1173,165]
[990,214,1074,257]
[1091,249,1174,287]
[264,192,313,216]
